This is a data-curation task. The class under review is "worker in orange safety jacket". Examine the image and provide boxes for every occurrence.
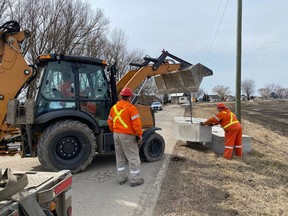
[107,87,144,187]
[201,103,242,159]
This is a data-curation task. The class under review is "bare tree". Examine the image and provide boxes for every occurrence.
[103,28,144,80]
[6,0,110,62]
[258,83,275,99]
[0,0,10,23]
[276,88,288,99]
[82,33,108,59]
[104,28,128,80]
[258,88,270,99]
[241,79,255,100]
[212,85,231,101]
[121,49,144,76]
[272,85,288,99]
[2,0,149,100]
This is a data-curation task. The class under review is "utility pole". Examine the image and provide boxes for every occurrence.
[235,0,242,122]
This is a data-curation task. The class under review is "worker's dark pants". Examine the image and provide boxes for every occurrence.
[113,133,141,183]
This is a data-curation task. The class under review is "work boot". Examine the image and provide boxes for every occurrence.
[130,178,144,187]
[119,176,128,185]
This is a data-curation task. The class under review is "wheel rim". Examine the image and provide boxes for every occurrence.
[56,136,81,160]
[148,139,162,157]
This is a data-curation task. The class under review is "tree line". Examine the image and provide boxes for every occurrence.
[2,1,286,102]
[0,0,172,103]
[0,0,144,79]
[202,79,288,101]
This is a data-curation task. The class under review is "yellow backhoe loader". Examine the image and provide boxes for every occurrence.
[0,21,213,173]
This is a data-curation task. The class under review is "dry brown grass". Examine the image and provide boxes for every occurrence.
[155,101,288,216]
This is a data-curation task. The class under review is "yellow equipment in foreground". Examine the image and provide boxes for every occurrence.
[0,21,213,173]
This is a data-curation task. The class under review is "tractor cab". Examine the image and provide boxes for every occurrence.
[29,54,111,128]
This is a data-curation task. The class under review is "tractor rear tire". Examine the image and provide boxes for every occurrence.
[38,120,96,173]
[140,132,165,162]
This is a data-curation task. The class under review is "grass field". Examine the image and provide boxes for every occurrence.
[154,100,288,216]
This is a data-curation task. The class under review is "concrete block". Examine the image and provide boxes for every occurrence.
[204,126,252,154]
[173,117,212,142]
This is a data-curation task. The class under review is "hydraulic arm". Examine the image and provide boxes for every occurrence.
[117,50,213,95]
[116,50,213,128]
[0,21,32,152]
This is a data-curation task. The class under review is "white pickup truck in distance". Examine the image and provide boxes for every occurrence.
[150,101,163,111]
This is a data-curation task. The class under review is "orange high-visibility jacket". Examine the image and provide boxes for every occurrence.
[60,81,74,98]
[107,100,143,137]
[203,108,240,131]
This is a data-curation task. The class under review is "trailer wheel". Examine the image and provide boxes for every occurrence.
[140,132,165,162]
[38,120,96,173]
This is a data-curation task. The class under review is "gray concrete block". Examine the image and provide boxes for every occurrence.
[174,117,251,155]
[173,117,212,142]
[204,126,252,154]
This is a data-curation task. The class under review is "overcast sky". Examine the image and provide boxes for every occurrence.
[90,0,288,95]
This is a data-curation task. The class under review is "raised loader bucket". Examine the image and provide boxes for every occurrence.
[154,63,213,94]
[119,50,213,128]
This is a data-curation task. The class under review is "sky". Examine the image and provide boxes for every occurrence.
[90,0,288,95]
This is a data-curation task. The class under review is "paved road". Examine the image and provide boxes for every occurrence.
[72,104,184,216]
[0,104,184,216]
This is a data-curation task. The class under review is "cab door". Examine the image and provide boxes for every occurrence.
[78,64,111,127]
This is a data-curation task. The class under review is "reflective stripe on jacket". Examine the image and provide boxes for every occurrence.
[223,112,239,129]
[107,100,143,137]
[113,106,128,128]
[203,108,239,130]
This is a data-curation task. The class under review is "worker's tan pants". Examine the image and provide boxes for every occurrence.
[113,133,141,183]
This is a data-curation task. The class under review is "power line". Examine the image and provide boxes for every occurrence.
[202,0,222,62]
[203,0,230,63]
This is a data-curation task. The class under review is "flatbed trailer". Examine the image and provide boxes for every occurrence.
[0,169,72,216]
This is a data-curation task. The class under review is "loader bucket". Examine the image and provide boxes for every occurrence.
[154,63,213,94]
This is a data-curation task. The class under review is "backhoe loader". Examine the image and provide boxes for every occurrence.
[0,21,213,173]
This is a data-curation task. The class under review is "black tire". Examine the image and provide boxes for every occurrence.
[140,132,165,162]
[38,120,96,173]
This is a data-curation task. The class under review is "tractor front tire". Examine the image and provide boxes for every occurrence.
[38,120,96,173]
